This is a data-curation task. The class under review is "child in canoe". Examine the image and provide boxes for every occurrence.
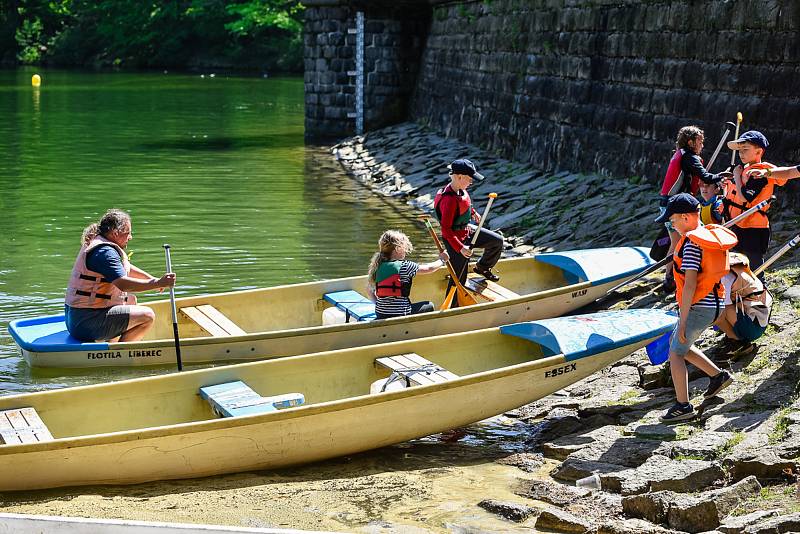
[367,230,449,320]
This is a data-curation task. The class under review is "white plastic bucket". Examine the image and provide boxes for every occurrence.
[322,306,347,325]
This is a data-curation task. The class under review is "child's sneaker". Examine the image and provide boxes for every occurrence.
[659,402,695,423]
[704,370,734,399]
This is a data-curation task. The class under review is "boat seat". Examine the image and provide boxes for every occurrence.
[199,381,304,418]
[465,277,521,301]
[322,290,376,322]
[375,353,458,386]
[180,305,247,337]
[0,407,53,445]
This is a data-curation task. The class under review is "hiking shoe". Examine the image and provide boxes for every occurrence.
[473,266,500,282]
[704,370,734,399]
[660,402,695,423]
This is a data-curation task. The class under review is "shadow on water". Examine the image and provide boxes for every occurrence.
[137,132,305,152]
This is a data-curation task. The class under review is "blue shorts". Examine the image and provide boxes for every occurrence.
[65,304,131,342]
[733,311,767,342]
[669,305,719,356]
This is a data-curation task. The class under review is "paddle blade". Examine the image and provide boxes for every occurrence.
[645,332,671,365]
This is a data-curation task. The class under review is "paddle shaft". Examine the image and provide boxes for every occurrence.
[754,234,800,277]
[606,196,774,295]
[730,111,743,167]
[164,244,183,371]
[456,192,499,282]
[421,218,477,307]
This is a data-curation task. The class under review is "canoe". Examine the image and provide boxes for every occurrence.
[9,246,653,368]
[0,308,676,491]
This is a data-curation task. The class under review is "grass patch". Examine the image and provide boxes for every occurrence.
[744,353,771,375]
[715,431,745,458]
[674,453,706,461]
[768,408,792,445]
[674,424,695,441]
[609,389,641,406]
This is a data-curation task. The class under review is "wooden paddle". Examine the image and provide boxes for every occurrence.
[730,111,743,167]
[603,196,775,297]
[456,192,498,280]
[754,234,800,277]
[163,244,183,371]
[421,217,478,309]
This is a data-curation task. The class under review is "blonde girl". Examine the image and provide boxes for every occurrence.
[367,230,449,319]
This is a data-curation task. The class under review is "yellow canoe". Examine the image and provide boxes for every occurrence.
[10,247,653,368]
[0,308,675,491]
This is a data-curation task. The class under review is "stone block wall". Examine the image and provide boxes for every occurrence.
[303,1,429,139]
[411,0,800,191]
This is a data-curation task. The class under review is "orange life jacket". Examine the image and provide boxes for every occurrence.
[65,236,131,308]
[722,162,777,229]
[673,225,737,306]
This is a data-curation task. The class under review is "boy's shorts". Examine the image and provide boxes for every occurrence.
[669,305,719,356]
[733,311,767,342]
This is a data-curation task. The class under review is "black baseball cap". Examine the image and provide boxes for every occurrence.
[654,193,700,223]
[448,159,484,181]
[727,130,769,150]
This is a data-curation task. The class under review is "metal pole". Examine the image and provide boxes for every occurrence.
[355,11,364,135]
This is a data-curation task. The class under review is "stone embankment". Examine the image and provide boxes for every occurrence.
[333,123,800,534]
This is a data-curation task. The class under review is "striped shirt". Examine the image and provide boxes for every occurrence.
[375,260,419,317]
[679,241,718,308]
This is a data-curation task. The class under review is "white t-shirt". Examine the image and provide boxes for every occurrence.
[721,272,736,306]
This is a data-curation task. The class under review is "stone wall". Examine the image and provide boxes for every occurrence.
[303,1,429,139]
[410,0,800,191]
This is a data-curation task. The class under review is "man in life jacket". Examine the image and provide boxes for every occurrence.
[434,159,504,306]
[723,130,783,273]
[654,193,737,423]
[657,126,729,292]
[65,209,176,342]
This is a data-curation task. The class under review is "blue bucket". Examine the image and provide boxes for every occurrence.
[645,332,671,365]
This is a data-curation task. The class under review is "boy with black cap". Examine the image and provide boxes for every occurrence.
[654,193,737,422]
[724,130,782,272]
[434,158,504,306]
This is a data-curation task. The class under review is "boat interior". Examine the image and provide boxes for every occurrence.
[0,328,545,442]
[142,256,571,341]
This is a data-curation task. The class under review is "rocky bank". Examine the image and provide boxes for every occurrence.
[332,122,800,534]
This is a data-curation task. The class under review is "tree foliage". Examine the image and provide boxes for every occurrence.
[8,0,304,72]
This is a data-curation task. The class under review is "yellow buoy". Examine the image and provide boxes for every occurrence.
[31,74,41,87]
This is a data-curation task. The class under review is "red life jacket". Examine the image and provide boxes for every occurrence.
[722,162,777,229]
[65,236,131,308]
[434,185,472,231]
[375,261,411,298]
[660,149,700,196]
[673,225,737,306]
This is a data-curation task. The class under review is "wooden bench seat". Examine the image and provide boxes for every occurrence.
[199,381,304,418]
[322,290,376,322]
[465,277,521,302]
[0,407,53,445]
[375,353,458,387]
[181,304,247,337]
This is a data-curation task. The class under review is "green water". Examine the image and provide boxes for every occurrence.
[0,68,438,395]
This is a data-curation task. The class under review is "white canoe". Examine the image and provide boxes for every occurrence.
[0,308,676,491]
[9,247,653,368]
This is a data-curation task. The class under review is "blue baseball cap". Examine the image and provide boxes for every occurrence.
[448,159,484,181]
[727,130,769,150]
[654,193,700,223]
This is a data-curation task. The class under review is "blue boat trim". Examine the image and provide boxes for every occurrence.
[500,309,678,362]
[8,315,109,353]
[323,290,376,321]
[536,246,653,286]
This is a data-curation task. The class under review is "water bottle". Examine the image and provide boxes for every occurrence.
[575,472,601,490]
